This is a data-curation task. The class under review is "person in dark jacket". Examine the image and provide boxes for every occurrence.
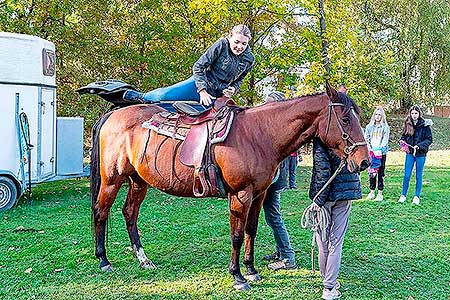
[123,24,255,106]
[398,105,433,205]
[309,137,362,300]
[261,91,296,271]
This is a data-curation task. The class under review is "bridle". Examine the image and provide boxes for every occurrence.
[325,101,367,158]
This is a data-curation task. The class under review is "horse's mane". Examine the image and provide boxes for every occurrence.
[237,90,359,117]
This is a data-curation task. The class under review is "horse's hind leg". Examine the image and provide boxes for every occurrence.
[94,181,122,272]
[122,173,155,269]
[243,193,265,282]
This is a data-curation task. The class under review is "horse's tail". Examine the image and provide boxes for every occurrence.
[90,111,114,231]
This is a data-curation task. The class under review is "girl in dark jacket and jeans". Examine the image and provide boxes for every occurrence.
[309,138,362,300]
[398,105,433,205]
[123,24,255,106]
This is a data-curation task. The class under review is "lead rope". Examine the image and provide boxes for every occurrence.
[300,159,346,272]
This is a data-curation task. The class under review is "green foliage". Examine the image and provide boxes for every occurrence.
[1,161,450,299]
[1,0,449,133]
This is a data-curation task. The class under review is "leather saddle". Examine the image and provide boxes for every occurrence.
[143,97,237,198]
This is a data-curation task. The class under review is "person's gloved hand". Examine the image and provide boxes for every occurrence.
[199,89,214,106]
[222,86,236,98]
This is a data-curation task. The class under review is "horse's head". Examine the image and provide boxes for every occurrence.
[318,83,370,172]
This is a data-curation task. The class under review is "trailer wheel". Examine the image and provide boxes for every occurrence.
[0,177,18,212]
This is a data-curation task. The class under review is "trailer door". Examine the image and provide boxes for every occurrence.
[39,87,56,180]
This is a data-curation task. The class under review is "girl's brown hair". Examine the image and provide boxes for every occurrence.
[229,24,252,40]
[403,105,423,136]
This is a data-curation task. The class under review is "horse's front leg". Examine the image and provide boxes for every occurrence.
[122,174,156,269]
[228,190,252,291]
[243,192,265,282]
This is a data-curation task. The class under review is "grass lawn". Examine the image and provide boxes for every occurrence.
[1,152,449,300]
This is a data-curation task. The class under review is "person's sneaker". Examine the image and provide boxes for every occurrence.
[412,196,420,205]
[267,258,296,271]
[263,251,280,261]
[374,193,383,201]
[398,195,406,203]
[366,190,375,199]
[322,286,342,300]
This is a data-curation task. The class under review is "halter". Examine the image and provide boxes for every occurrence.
[325,101,367,158]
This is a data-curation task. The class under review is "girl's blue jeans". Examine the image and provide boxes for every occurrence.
[401,154,426,197]
[143,76,200,102]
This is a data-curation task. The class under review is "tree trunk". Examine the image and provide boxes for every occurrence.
[318,0,330,77]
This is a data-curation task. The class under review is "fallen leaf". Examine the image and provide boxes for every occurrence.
[408,296,415,300]
[24,267,32,274]
[390,228,396,233]
[54,268,63,272]
[39,230,45,234]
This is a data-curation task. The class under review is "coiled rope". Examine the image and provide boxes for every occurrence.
[300,159,346,272]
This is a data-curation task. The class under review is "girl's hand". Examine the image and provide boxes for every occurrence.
[199,90,213,106]
[222,86,236,98]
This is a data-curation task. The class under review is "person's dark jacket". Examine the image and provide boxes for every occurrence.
[400,118,433,157]
[192,38,254,98]
[309,138,362,207]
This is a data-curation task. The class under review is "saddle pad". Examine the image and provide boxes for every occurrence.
[142,109,234,144]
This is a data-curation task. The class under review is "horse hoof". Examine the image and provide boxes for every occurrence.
[233,281,252,292]
[100,264,113,272]
[140,260,157,269]
[244,273,262,282]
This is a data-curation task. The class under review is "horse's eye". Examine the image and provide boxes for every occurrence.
[342,117,350,125]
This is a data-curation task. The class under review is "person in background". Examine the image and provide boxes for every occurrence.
[123,24,255,106]
[338,84,347,94]
[364,106,390,201]
[309,91,362,300]
[287,150,301,189]
[261,91,296,271]
[398,105,433,205]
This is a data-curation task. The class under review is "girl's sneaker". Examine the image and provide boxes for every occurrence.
[398,195,406,203]
[375,193,383,201]
[412,196,420,205]
[366,191,375,199]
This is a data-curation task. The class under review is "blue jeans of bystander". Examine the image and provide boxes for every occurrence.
[263,185,295,262]
[288,156,297,188]
[401,154,426,197]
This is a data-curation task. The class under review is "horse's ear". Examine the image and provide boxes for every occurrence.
[326,82,338,102]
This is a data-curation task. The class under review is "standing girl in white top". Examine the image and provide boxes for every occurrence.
[364,106,390,201]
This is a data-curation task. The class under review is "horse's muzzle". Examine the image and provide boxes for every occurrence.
[359,159,369,171]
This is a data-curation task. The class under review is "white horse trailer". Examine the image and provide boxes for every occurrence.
[0,32,88,212]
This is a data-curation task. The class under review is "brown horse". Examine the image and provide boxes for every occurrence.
[91,84,369,291]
